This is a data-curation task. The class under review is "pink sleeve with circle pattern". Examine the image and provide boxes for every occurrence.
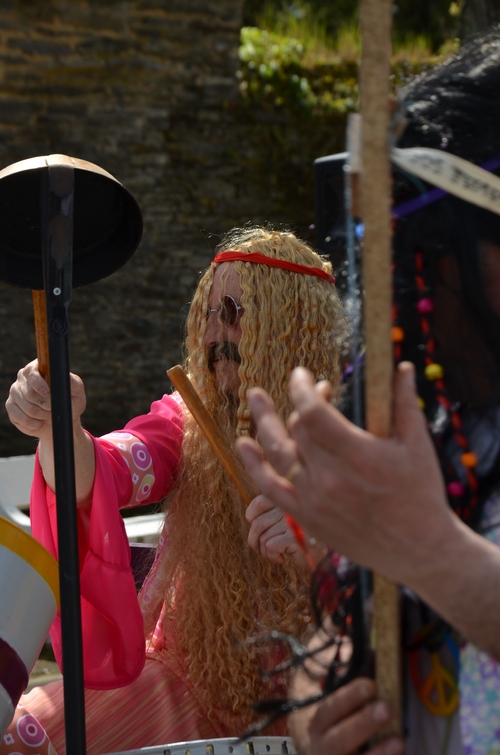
[100,392,184,509]
[30,393,184,689]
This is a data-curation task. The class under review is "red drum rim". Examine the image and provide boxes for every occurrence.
[0,517,59,606]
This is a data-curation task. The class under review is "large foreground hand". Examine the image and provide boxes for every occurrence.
[238,362,450,584]
[237,362,500,659]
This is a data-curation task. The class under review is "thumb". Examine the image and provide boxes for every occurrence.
[393,362,428,444]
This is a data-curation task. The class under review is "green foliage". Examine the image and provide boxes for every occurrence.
[392,0,459,49]
[243,0,460,52]
[335,19,361,61]
[239,27,358,115]
[239,26,448,117]
[235,22,451,243]
[243,0,358,39]
[255,0,334,52]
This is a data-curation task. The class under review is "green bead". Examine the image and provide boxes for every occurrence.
[425,363,444,381]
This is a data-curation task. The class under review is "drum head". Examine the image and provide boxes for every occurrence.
[103,736,297,755]
[0,154,143,289]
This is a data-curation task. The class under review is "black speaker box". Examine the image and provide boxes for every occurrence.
[313,152,347,265]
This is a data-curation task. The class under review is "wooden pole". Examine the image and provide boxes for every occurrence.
[359,0,402,736]
[32,290,50,382]
[167,365,255,505]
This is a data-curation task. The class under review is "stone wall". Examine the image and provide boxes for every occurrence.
[0,0,336,455]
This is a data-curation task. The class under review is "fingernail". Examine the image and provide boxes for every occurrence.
[247,392,262,409]
[373,701,390,723]
[39,386,48,397]
[383,738,403,755]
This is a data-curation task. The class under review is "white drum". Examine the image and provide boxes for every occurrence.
[104,736,297,755]
[0,516,59,738]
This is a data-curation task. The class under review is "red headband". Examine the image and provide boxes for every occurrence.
[212,250,336,285]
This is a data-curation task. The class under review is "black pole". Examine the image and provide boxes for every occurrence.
[41,164,87,755]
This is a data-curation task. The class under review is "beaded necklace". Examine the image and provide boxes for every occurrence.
[392,248,480,524]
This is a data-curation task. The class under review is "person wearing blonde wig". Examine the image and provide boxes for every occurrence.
[4,227,348,755]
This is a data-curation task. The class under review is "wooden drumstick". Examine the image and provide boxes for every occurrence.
[167,364,255,505]
[32,290,50,383]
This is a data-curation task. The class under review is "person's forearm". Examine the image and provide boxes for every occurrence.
[38,424,96,508]
[405,515,500,660]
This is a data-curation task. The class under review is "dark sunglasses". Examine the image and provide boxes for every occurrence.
[206,295,244,326]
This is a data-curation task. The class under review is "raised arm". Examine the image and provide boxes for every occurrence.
[237,362,500,661]
[6,359,95,507]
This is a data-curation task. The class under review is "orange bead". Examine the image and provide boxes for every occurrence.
[392,326,404,342]
[417,397,425,410]
[461,452,478,469]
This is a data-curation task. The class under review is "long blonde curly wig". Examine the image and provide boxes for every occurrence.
[145,227,347,729]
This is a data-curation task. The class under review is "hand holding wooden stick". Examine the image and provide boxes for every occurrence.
[168,365,317,570]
